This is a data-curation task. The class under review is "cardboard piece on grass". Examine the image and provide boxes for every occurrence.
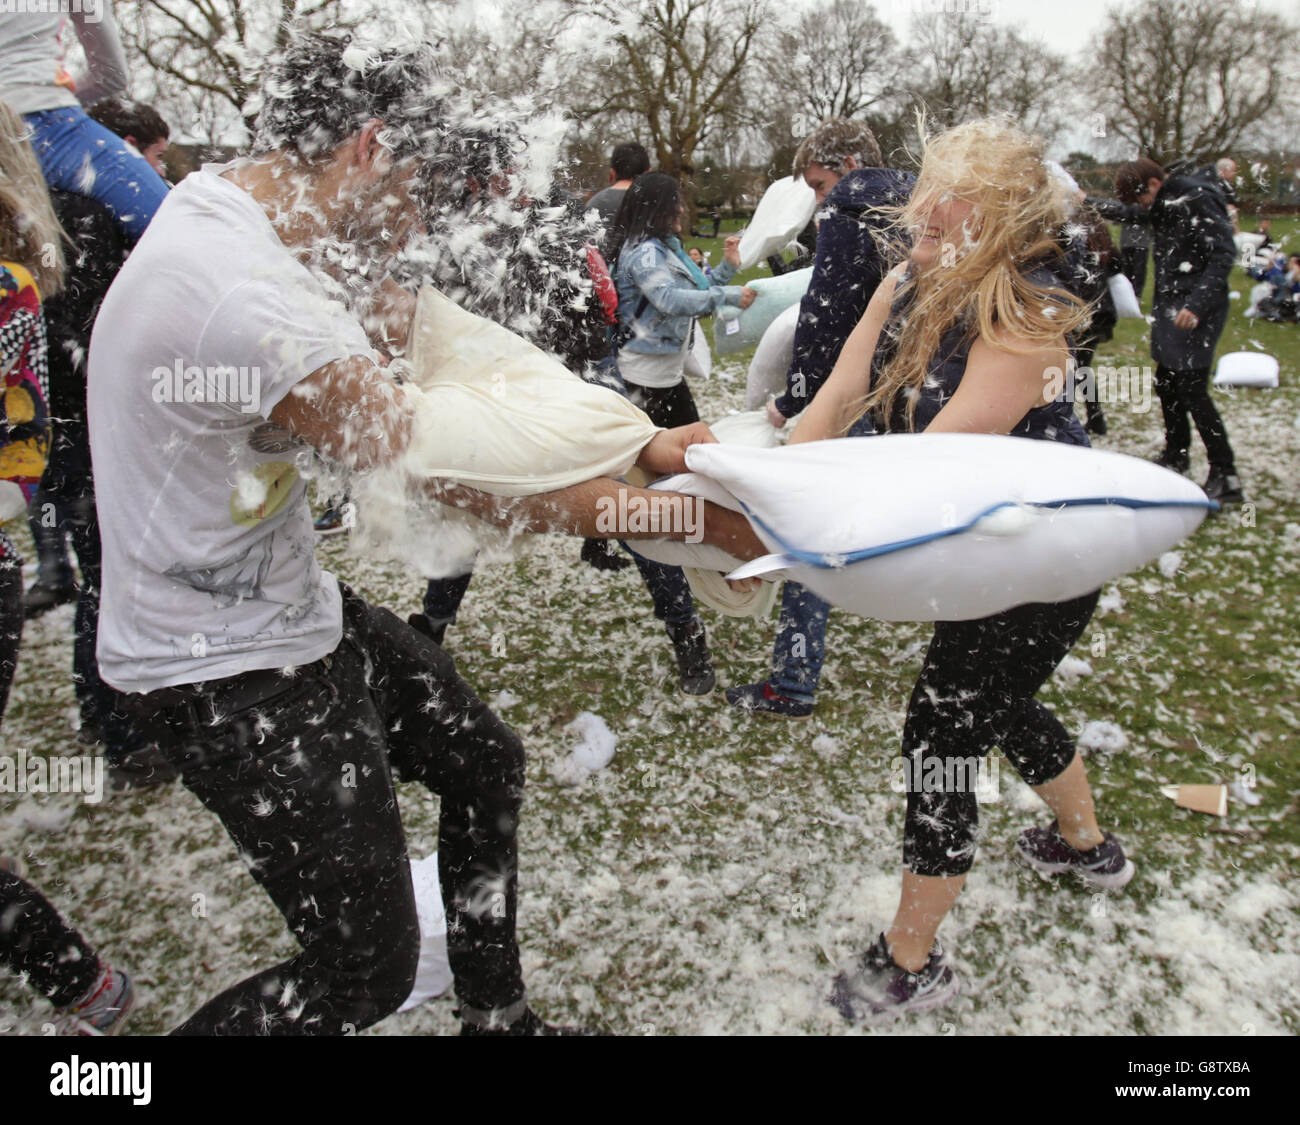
[1160,784,1228,817]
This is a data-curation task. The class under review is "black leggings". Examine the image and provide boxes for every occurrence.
[123,587,527,1035]
[902,591,1100,877]
[0,871,101,1008]
[1154,364,1236,473]
[623,378,700,429]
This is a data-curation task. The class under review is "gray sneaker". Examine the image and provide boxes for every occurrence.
[1017,820,1135,889]
[830,933,959,1020]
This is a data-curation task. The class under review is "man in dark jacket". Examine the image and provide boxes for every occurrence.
[727,118,914,719]
[1088,158,1243,503]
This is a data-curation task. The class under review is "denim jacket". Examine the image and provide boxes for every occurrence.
[615,237,742,354]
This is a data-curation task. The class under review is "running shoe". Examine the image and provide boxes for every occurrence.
[1016,819,1136,889]
[666,618,716,696]
[829,933,959,1020]
[1203,471,1245,505]
[723,681,813,719]
[24,581,78,619]
[55,963,135,1036]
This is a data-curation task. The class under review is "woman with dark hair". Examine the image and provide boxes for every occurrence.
[607,172,755,426]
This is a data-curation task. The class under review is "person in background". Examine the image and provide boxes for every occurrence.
[25,98,171,624]
[726,118,914,720]
[1088,158,1243,503]
[0,2,169,242]
[687,245,712,277]
[0,100,133,1037]
[1213,157,1239,231]
[585,140,650,235]
[606,172,757,695]
[88,96,171,179]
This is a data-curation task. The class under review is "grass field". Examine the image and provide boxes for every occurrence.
[0,217,1296,1036]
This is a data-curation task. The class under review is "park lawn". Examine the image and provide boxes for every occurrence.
[0,226,1295,1036]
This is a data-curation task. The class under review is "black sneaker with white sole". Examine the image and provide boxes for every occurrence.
[1016,820,1135,889]
[1203,471,1245,505]
[829,933,959,1020]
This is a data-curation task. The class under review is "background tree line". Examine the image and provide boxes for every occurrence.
[110,0,1300,210]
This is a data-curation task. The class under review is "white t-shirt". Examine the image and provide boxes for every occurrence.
[88,164,376,694]
[618,335,689,390]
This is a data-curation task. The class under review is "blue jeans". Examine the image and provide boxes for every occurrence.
[769,580,830,702]
[24,108,169,242]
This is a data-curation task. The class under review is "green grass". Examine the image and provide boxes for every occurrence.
[0,222,1296,1036]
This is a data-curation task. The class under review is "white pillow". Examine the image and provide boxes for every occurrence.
[714,267,812,357]
[683,320,712,379]
[1214,351,1279,388]
[352,286,661,576]
[398,854,453,1012]
[745,302,800,409]
[670,433,1213,622]
[737,176,817,270]
[1107,273,1143,319]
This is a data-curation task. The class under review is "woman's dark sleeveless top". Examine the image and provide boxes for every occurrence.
[870,265,1089,446]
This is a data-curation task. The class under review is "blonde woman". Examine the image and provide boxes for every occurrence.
[789,118,1135,1018]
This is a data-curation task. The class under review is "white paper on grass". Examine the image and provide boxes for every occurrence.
[745,302,801,409]
[737,176,817,270]
[398,853,453,1012]
[650,433,1212,623]
[714,267,812,357]
[351,286,660,577]
[1107,273,1143,319]
[1214,351,1279,388]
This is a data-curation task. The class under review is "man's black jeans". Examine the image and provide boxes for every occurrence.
[123,585,527,1034]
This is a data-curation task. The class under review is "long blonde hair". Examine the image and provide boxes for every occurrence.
[864,116,1090,430]
[0,99,65,297]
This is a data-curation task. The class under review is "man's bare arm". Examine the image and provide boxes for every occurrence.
[269,355,414,473]
[425,476,766,561]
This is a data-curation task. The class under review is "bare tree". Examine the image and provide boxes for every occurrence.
[901,12,1069,143]
[576,0,772,183]
[765,0,901,131]
[1088,0,1299,164]
[115,0,359,144]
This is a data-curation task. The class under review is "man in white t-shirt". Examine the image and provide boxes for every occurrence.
[89,32,761,1036]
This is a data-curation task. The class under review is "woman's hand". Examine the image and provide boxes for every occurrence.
[636,422,718,476]
[738,286,757,310]
[723,236,742,268]
[765,399,786,427]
